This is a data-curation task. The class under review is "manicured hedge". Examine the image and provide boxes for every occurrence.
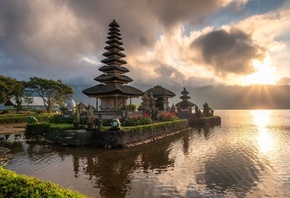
[25,123,51,137]
[95,119,189,148]
[0,167,88,198]
[127,119,187,137]
[0,114,51,124]
[25,123,73,140]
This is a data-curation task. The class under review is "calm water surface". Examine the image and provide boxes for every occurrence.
[1,110,290,197]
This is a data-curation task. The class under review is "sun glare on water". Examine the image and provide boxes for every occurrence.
[251,110,276,155]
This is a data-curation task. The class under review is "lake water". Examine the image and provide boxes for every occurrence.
[1,110,290,197]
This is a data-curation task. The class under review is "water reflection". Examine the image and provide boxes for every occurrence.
[202,146,261,197]
[2,133,183,198]
[195,125,215,139]
[251,110,277,155]
[1,110,290,197]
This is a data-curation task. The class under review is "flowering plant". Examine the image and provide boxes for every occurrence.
[156,111,178,122]
[122,115,152,126]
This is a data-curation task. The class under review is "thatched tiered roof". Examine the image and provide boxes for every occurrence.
[83,20,143,98]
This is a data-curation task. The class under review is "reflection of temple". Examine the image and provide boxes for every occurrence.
[57,135,177,197]
[82,20,143,116]
[176,88,195,118]
[144,85,175,111]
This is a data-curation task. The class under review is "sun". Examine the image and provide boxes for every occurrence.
[240,55,277,85]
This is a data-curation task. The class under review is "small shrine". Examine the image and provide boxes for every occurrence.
[82,20,143,115]
[144,85,175,111]
[78,102,87,111]
[176,88,195,118]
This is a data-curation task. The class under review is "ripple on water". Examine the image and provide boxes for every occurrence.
[1,110,290,198]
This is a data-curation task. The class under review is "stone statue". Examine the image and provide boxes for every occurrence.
[87,105,95,130]
[27,115,38,123]
[74,104,80,128]
[111,116,121,131]
[141,92,149,113]
[149,92,156,117]
[97,114,103,128]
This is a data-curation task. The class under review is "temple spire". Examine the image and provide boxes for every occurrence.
[83,20,143,112]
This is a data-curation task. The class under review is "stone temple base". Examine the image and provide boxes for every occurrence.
[188,116,221,126]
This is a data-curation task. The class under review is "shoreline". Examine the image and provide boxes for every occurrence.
[0,123,26,134]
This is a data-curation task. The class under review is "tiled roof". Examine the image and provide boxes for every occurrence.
[145,85,176,97]
[83,84,143,97]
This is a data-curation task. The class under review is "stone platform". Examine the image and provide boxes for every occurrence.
[188,116,221,126]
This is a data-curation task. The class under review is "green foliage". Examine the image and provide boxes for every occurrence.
[0,114,50,124]
[122,104,137,111]
[49,124,73,140]
[49,114,77,124]
[101,119,111,126]
[23,92,33,107]
[49,114,67,124]
[25,123,51,137]
[26,77,74,112]
[0,75,25,112]
[124,119,188,133]
[25,123,73,140]
[95,119,188,148]
[137,104,143,111]
[0,167,89,198]
[117,120,188,147]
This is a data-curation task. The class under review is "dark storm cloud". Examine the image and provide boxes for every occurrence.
[149,0,224,27]
[2,0,266,107]
[191,28,264,76]
[0,0,230,80]
[0,0,108,84]
[0,0,235,82]
[64,0,229,53]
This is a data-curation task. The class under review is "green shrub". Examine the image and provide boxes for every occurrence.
[101,119,111,126]
[25,123,73,140]
[49,114,76,124]
[0,167,89,198]
[49,124,73,140]
[0,114,51,124]
[25,123,51,137]
[123,119,188,135]
[49,114,66,124]
[122,104,137,111]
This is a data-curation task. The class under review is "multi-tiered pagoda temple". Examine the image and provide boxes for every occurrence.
[176,88,195,118]
[83,20,143,112]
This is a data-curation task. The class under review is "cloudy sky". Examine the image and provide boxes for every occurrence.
[1,0,290,108]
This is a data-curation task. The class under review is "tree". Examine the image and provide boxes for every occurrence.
[0,75,25,112]
[203,103,209,117]
[23,92,33,108]
[27,77,74,112]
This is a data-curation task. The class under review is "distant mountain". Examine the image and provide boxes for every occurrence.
[72,84,290,110]
[189,85,290,109]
